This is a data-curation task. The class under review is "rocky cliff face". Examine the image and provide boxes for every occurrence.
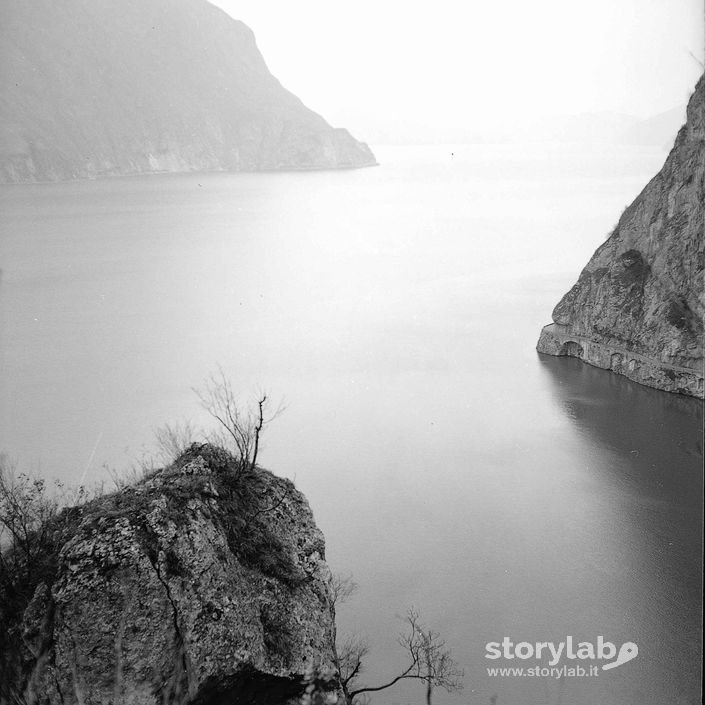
[0,445,341,705]
[537,75,705,398]
[0,0,376,182]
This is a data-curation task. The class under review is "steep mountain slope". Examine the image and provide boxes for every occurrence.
[537,75,704,398]
[0,0,376,182]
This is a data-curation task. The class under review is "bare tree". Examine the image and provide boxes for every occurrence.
[0,456,59,589]
[331,573,366,703]
[331,572,359,608]
[340,607,464,705]
[335,634,370,704]
[194,368,282,476]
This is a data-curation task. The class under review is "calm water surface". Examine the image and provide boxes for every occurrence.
[0,144,702,705]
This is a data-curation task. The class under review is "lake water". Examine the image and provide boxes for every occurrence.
[0,144,702,705]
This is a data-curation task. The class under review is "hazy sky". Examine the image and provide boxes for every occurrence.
[210,0,703,136]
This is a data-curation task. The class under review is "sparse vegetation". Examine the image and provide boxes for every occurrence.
[0,457,59,585]
[0,457,80,701]
[331,573,359,607]
[153,420,200,464]
[194,368,283,479]
[333,582,464,705]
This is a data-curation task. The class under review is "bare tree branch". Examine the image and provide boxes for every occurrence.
[153,420,199,464]
[342,607,463,705]
[331,573,359,609]
[193,368,283,478]
[0,456,60,588]
[335,634,370,690]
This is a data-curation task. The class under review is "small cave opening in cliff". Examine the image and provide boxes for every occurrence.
[189,667,308,705]
[558,341,584,358]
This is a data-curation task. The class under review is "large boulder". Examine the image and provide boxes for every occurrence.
[2,445,341,705]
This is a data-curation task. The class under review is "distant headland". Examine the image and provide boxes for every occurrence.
[537,75,704,399]
[0,0,376,182]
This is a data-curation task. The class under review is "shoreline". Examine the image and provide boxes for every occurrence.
[536,323,704,399]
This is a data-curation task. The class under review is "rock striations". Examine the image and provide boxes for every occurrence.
[0,445,342,705]
[0,0,376,182]
[537,75,705,398]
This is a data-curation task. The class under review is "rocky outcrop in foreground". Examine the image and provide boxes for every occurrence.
[0,0,376,182]
[0,445,340,705]
[537,75,705,398]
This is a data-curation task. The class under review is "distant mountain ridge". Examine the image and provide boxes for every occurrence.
[0,0,376,182]
[360,108,687,147]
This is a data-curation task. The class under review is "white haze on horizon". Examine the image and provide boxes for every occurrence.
[210,0,704,142]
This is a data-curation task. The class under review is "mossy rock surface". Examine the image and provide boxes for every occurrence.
[1,444,340,705]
